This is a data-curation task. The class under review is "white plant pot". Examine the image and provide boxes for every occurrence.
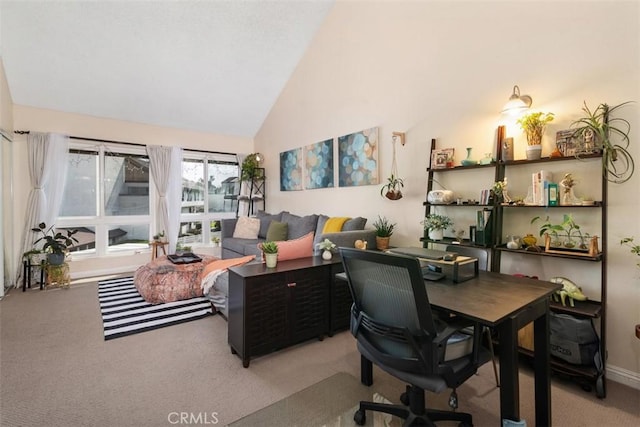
[322,250,333,260]
[428,229,444,241]
[265,253,278,268]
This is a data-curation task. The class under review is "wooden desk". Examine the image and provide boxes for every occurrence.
[360,270,560,426]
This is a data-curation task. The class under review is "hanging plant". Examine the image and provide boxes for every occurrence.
[380,133,404,200]
[571,101,634,184]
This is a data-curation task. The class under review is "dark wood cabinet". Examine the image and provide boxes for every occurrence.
[228,257,340,367]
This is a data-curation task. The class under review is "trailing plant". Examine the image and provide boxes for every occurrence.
[241,153,262,182]
[517,112,555,145]
[422,214,453,231]
[380,174,404,200]
[571,101,634,183]
[620,237,640,269]
[372,215,396,237]
[31,222,79,256]
[260,241,279,254]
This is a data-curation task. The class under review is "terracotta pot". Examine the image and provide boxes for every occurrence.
[376,236,390,250]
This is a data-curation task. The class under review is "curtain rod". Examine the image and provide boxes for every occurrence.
[13,130,236,157]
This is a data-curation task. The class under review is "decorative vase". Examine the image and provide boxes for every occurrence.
[428,228,444,241]
[526,145,542,160]
[461,147,477,166]
[265,253,278,268]
[322,250,333,260]
[376,236,390,250]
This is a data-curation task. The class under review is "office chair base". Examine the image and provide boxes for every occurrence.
[353,385,473,427]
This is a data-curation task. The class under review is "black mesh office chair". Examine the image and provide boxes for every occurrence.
[340,248,491,426]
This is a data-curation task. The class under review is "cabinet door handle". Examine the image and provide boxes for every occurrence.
[287,282,297,287]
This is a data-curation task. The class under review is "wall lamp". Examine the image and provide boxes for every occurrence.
[501,85,532,116]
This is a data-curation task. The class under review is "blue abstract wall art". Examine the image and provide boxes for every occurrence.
[280,148,303,191]
[304,139,334,190]
[338,127,379,187]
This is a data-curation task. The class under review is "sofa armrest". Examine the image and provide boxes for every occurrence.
[220,218,238,239]
[318,229,377,252]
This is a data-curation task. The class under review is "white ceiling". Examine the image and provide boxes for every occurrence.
[0,0,334,138]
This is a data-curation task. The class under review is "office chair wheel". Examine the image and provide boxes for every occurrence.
[353,409,366,425]
[448,390,458,410]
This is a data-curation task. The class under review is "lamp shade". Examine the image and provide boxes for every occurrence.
[502,85,532,115]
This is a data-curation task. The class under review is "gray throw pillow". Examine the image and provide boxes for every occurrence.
[343,217,367,231]
[314,214,330,246]
[282,212,319,239]
[256,210,284,238]
[266,221,288,242]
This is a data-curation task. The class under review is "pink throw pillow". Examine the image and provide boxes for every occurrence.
[277,232,314,261]
[258,232,314,262]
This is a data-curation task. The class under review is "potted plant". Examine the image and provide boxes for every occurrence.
[241,153,263,182]
[152,231,166,242]
[372,215,396,250]
[31,222,79,265]
[260,241,279,268]
[318,238,337,260]
[422,214,453,241]
[380,174,404,200]
[517,111,555,160]
[211,236,221,247]
[571,101,634,183]
[531,214,586,249]
[620,237,640,269]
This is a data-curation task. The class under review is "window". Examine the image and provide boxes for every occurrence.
[57,143,152,256]
[179,153,239,247]
[56,142,238,256]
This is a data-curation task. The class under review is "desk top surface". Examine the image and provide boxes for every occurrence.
[426,271,561,326]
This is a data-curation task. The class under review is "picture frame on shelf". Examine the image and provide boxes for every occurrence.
[556,129,579,157]
[430,148,454,169]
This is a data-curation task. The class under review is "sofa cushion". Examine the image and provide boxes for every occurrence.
[256,210,285,238]
[343,216,367,231]
[323,217,351,233]
[314,214,330,247]
[266,220,288,241]
[275,232,314,261]
[223,237,264,256]
[232,216,260,239]
[281,212,319,239]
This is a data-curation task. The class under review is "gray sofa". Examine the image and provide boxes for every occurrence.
[220,211,376,259]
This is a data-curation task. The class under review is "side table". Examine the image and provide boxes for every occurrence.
[150,241,168,260]
[46,262,71,289]
[22,259,46,292]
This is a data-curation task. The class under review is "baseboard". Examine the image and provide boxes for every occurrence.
[70,265,138,281]
[607,364,640,390]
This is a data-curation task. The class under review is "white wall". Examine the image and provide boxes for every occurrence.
[1,57,14,298]
[12,105,253,279]
[255,1,640,385]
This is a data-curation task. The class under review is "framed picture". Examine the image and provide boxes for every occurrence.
[338,127,379,187]
[556,129,578,157]
[430,148,454,169]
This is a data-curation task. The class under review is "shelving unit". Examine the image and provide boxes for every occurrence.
[422,137,608,398]
[237,167,265,216]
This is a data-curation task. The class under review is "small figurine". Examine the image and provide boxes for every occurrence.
[550,277,587,307]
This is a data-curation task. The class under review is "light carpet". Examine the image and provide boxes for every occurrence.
[97,276,213,340]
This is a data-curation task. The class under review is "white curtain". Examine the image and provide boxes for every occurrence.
[17,132,69,283]
[147,145,182,252]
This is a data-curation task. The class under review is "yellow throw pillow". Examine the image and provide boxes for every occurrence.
[323,217,351,233]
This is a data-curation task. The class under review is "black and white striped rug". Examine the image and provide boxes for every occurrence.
[98,277,213,340]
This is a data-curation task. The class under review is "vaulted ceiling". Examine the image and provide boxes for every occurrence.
[1,0,334,138]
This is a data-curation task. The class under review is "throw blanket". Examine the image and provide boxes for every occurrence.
[323,217,351,233]
[200,255,256,294]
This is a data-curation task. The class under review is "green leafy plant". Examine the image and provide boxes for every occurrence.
[571,101,634,183]
[372,215,396,237]
[531,214,588,249]
[380,174,404,200]
[421,214,453,231]
[241,153,262,182]
[517,112,555,145]
[620,237,640,269]
[318,238,337,252]
[31,222,79,256]
[153,230,165,241]
[260,241,279,254]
